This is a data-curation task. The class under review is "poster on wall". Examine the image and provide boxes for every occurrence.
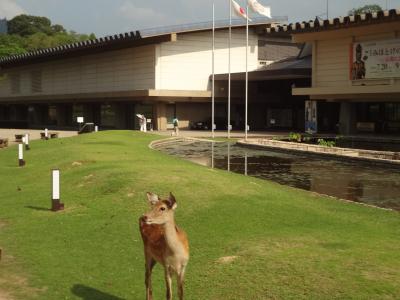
[305,100,317,134]
[351,39,400,80]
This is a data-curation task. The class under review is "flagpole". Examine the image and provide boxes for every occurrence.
[245,3,249,141]
[228,0,232,139]
[212,1,215,139]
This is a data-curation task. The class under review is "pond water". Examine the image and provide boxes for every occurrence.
[157,141,400,211]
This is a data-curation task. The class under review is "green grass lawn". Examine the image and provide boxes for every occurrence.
[0,131,399,300]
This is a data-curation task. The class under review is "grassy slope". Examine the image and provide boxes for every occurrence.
[0,131,399,300]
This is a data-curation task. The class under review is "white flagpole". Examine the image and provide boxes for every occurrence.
[212,1,215,139]
[245,3,249,141]
[228,0,232,139]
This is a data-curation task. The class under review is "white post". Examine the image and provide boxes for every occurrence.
[25,133,30,150]
[52,170,60,201]
[45,128,49,140]
[95,125,98,132]
[245,4,249,141]
[18,143,25,166]
[212,1,215,138]
[51,169,64,211]
[228,0,232,139]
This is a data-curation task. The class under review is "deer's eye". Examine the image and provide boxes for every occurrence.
[160,207,166,211]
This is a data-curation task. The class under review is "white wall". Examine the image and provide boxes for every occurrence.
[156,28,259,91]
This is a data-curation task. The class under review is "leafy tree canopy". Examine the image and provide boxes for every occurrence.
[0,14,96,58]
[348,4,383,15]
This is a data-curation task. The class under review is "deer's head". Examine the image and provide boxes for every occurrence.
[142,192,177,225]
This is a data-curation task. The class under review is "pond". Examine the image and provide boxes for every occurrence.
[156,140,400,211]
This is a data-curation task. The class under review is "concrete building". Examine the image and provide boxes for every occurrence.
[268,9,400,135]
[0,21,295,131]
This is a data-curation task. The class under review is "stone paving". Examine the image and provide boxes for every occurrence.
[0,129,78,146]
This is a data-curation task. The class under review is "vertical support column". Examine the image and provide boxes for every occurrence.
[339,102,356,135]
[156,102,167,131]
[56,104,68,127]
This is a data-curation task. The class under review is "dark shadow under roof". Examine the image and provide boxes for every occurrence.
[215,55,311,81]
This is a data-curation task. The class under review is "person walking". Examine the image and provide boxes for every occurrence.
[172,116,179,136]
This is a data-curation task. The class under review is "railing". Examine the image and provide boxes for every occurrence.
[140,16,288,37]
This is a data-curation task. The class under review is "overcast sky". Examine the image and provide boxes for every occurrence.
[1,0,399,36]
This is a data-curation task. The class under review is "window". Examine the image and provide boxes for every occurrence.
[385,103,400,122]
[101,104,116,127]
[72,104,83,124]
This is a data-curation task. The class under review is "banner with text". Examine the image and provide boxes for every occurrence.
[351,39,400,80]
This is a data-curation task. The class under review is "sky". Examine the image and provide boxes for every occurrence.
[0,0,399,36]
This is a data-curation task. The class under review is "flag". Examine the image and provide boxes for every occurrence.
[231,0,251,21]
[248,0,271,18]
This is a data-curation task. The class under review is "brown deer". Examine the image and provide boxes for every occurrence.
[139,192,189,300]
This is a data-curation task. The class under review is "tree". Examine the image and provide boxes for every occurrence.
[0,34,26,58]
[348,4,383,15]
[51,24,66,34]
[8,15,52,36]
[2,14,96,58]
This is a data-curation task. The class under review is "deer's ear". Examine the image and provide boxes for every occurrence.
[146,192,159,205]
[168,192,178,210]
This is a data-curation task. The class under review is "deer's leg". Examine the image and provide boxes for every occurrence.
[177,265,187,300]
[164,266,173,300]
[145,256,156,300]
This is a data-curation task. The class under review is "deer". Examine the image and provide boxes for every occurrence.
[139,192,189,300]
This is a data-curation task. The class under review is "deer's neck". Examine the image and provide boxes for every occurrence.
[163,220,182,253]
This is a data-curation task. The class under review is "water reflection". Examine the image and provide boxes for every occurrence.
[158,141,400,211]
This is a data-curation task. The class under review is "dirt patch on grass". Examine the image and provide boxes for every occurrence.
[216,256,239,264]
[0,275,46,299]
[0,289,13,300]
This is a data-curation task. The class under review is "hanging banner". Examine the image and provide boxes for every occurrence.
[351,39,400,80]
[305,100,317,134]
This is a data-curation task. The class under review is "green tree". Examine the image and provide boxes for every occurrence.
[2,14,96,58]
[0,34,26,58]
[348,4,383,15]
[8,15,52,36]
[51,24,66,34]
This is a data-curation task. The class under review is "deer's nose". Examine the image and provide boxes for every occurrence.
[142,215,148,222]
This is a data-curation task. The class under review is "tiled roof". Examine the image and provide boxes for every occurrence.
[267,8,400,34]
[0,30,143,67]
[0,19,280,68]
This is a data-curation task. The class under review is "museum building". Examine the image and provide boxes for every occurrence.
[0,20,307,131]
[268,9,400,135]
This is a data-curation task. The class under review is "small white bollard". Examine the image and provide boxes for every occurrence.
[18,144,25,166]
[51,169,64,211]
[45,128,49,140]
[95,125,98,132]
[25,134,30,150]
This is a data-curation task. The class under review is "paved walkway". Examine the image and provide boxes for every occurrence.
[0,129,77,146]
